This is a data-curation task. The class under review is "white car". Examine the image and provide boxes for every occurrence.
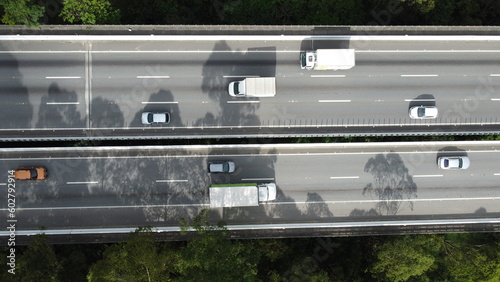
[409,106,438,119]
[437,156,470,170]
[208,161,236,173]
[142,112,170,125]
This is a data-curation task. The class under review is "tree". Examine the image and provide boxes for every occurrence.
[399,0,435,13]
[0,0,44,26]
[59,0,120,24]
[16,234,61,282]
[370,235,441,281]
[87,228,177,281]
[441,233,500,281]
[178,209,260,282]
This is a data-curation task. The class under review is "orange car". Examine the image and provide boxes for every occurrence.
[14,167,48,180]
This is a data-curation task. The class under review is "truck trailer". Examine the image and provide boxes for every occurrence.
[300,49,355,70]
[228,77,276,97]
[209,183,277,208]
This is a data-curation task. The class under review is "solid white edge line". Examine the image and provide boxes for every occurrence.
[137,76,170,79]
[5,49,500,54]
[46,102,80,105]
[4,196,500,212]
[7,119,500,130]
[5,35,500,41]
[2,140,500,153]
[1,218,499,236]
[67,181,99,185]
[3,150,500,161]
[413,175,443,178]
[156,180,188,183]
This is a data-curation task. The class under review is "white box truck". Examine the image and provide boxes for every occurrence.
[300,49,355,70]
[228,77,276,97]
[209,183,277,208]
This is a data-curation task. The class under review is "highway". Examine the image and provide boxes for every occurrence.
[1,141,499,234]
[1,35,500,140]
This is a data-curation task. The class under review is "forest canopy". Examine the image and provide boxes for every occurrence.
[1,0,500,26]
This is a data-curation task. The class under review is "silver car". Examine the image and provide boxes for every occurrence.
[437,156,470,170]
[208,161,236,173]
[409,106,438,119]
[142,112,170,125]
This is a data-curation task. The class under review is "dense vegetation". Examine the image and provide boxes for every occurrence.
[1,1,499,281]
[2,0,500,26]
[2,211,499,281]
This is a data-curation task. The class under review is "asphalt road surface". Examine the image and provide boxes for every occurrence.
[1,35,500,139]
[0,141,499,232]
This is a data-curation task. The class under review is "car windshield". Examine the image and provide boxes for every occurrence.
[418,107,426,117]
[444,159,449,167]
[29,169,38,179]
[458,159,463,168]
[233,82,239,95]
[300,53,306,67]
[222,162,229,172]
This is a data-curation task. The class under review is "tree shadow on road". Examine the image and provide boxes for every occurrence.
[362,152,417,216]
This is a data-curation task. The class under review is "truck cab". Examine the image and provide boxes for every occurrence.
[228,80,245,97]
[300,51,316,70]
[258,183,277,201]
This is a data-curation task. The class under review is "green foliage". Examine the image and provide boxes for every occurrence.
[16,234,61,282]
[178,209,260,281]
[0,0,44,26]
[222,0,363,25]
[370,235,441,281]
[115,0,180,24]
[87,230,176,281]
[60,0,120,24]
[441,233,500,281]
[399,0,435,13]
[56,246,89,282]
